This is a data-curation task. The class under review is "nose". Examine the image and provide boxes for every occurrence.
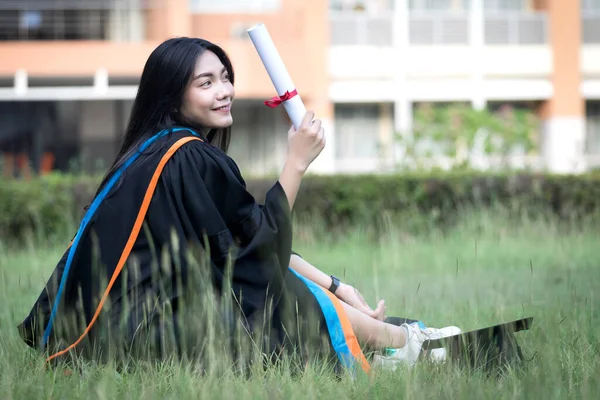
[217,81,234,100]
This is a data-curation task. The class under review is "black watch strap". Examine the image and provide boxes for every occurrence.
[328,275,340,294]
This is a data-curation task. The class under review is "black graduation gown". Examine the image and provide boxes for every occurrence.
[18,128,333,367]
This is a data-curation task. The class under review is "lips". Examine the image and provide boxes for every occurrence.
[213,104,231,112]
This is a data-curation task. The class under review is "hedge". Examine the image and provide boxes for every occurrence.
[1,171,600,242]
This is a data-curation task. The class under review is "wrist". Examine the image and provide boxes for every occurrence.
[285,155,308,174]
[334,282,351,299]
[328,275,342,294]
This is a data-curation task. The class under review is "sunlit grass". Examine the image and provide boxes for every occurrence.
[0,209,598,399]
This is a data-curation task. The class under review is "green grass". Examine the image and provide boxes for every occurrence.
[1,210,599,399]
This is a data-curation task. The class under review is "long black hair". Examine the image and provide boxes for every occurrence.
[95,37,235,196]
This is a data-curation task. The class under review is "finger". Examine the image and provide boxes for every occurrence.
[359,305,376,318]
[373,300,385,319]
[317,127,325,142]
[311,118,322,133]
[301,111,315,128]
[356,300,376,316]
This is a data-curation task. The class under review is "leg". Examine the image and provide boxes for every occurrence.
[284,267,449,368]
[340,301,408,349]
[340,299,462,365]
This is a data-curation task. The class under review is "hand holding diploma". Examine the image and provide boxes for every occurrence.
[287,111,326,173]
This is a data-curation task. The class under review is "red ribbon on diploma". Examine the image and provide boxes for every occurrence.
[264,89,298,108]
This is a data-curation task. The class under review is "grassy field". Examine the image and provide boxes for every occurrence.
[0,210,599,399]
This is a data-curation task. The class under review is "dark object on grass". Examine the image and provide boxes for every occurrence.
[385,316,534,375]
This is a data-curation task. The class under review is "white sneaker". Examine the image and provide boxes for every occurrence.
[371,323,431,370]
[372,324,462,370]
[422,326,462,362]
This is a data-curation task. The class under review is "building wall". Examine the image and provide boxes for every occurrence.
[537,0,586,173]
[329,0,600,174]
[0,0,333,176]
[0,0,330,109]
[1,0,599,175]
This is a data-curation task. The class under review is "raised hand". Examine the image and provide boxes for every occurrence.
[286,110,326,173]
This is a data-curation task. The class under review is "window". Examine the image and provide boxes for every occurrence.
[582,0,600,11]
[335,104,380,160]
[410,0,452,11]
[409,0,470,11]
[408,0,470,44]
[0,9,110,41]
[330,0,393,13]
[189,0,281,13]
[586,101,600,156]
[583,0,600,43]
[483,0,526,11]
[330,0,359,11]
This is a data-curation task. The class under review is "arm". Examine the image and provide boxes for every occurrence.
[279,111,326,210]
[289,253,333,289]
[278,161,305,210]
[289,254,386,320]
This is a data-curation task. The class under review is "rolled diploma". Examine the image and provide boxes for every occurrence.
[247,23,307,130]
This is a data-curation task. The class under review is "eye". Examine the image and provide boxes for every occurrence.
[199,80,212,88]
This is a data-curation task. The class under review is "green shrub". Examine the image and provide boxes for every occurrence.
[1,171,599,243]
[0,173,98,243]
[247,171,600,234]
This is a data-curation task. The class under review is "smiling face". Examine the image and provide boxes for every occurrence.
[180,50,235,131]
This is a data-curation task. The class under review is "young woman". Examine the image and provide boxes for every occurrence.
[18,37,453,372]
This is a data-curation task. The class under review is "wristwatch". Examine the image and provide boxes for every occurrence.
[328,275,341,294]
